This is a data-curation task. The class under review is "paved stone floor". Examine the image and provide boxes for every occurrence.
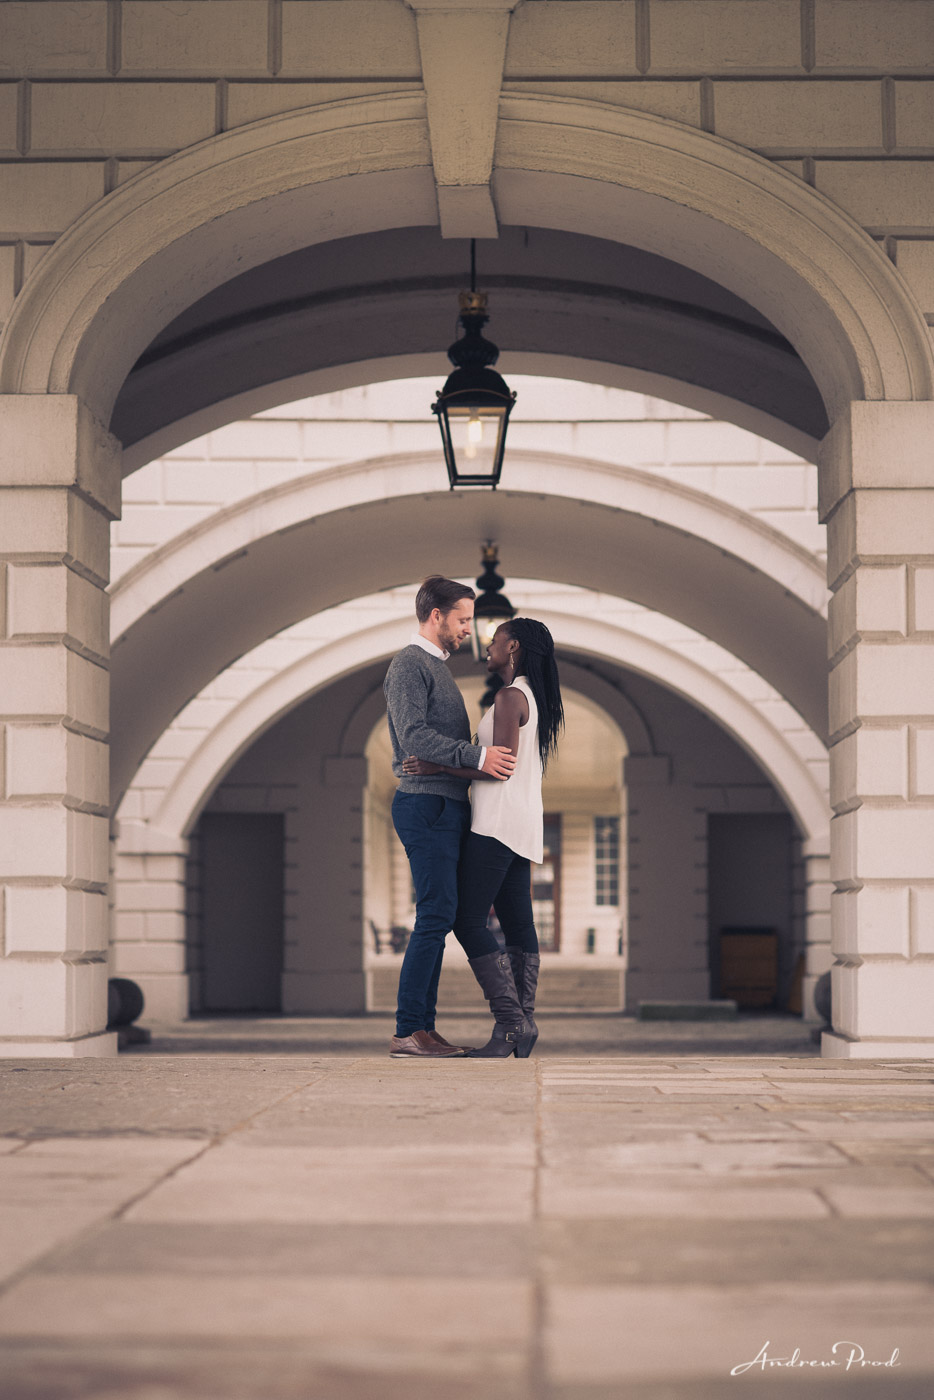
[1,1015,933,1400]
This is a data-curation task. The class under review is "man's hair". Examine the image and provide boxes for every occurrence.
[415,575,475,623]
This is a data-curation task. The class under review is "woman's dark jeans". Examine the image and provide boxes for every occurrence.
[392,791,470,1036]
[453,831,540,960]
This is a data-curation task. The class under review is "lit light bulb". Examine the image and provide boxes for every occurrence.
[464,416,483,460]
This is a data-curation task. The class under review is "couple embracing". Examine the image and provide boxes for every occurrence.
[383,575,564,1059]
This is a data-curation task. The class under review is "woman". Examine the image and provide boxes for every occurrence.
[402,617,564,1058]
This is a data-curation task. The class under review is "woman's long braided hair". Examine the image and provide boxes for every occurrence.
[506,617,564,772]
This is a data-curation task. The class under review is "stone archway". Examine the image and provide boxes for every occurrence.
[2,95,932,1054]
[114,607,825,1022]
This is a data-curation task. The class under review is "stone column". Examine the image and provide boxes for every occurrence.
[284,753,368,1013]
[111,822,190,1022]
[624,754,708,1009]
[822,401,934,1058]
[0,396,120,1056]
[801,846,833,1022]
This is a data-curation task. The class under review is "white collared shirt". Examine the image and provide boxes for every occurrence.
[409,633,487,768]
[410,632,449,661]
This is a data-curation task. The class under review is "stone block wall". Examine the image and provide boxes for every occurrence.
[1,1,934,331]
[110,379,825,585]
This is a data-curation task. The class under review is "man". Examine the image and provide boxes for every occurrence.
[384,575,516,1058]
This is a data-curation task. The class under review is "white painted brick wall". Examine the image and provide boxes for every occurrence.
[111,383,823,568]
[113,382,824,587]
[201,419,304,460]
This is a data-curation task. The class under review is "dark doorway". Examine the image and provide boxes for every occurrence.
[707,813,794,1009]
[199,812,285,1012]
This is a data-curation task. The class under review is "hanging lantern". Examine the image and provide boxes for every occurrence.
[432,245,516,489]
[471,541,515,663]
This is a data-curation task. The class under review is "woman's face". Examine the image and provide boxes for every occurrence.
[486,624,518,674]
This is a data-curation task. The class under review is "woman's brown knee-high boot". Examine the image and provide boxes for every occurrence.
[508,950,541,1054]
[465,951,534,1058]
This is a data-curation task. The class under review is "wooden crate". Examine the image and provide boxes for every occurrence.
[718,928,778,1008]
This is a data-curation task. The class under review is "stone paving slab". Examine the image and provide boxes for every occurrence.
[0,1137,207,1286]
[0,1032,932,1400]
[38,1222,534,1279]
[126,1143,535,1225]
[540,1176,832,1219]
[542,1137,850,1169]
[788,1118,934,1137]
[0,1345,532,1400]
[0,1060,331,1138]
[0,1273,533,1346]
[540,1218,934,1286]
[546,1282,934,1385]
[0,1206,110,1289]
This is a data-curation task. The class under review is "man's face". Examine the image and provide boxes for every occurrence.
[437,601,474,652]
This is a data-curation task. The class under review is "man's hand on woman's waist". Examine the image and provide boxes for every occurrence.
[401,746,515,781]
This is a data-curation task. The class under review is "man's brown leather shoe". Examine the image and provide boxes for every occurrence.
[427,1030,476,1054]
[389,1030,463,1058]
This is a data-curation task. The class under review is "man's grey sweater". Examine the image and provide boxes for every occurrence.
[383,645,483,801]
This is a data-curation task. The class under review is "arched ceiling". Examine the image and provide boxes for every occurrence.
[112,225,828,464]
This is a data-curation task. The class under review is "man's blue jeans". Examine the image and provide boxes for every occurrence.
[392,791,470,1036]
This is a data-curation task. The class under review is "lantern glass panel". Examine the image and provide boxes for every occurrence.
[443,403,508,485]
[472,611,503,660]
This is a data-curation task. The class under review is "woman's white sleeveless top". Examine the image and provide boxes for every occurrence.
[470,677,543,864]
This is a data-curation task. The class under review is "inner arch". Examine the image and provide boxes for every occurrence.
[109,456,829,804]
[112,226,827,466]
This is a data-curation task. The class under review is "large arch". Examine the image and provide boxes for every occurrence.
[138,611,828,852]
[2,94,931,441]
[113,233,826,468]
[123,354,819,476]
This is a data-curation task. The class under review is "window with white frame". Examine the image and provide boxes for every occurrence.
[594,815,620,906]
